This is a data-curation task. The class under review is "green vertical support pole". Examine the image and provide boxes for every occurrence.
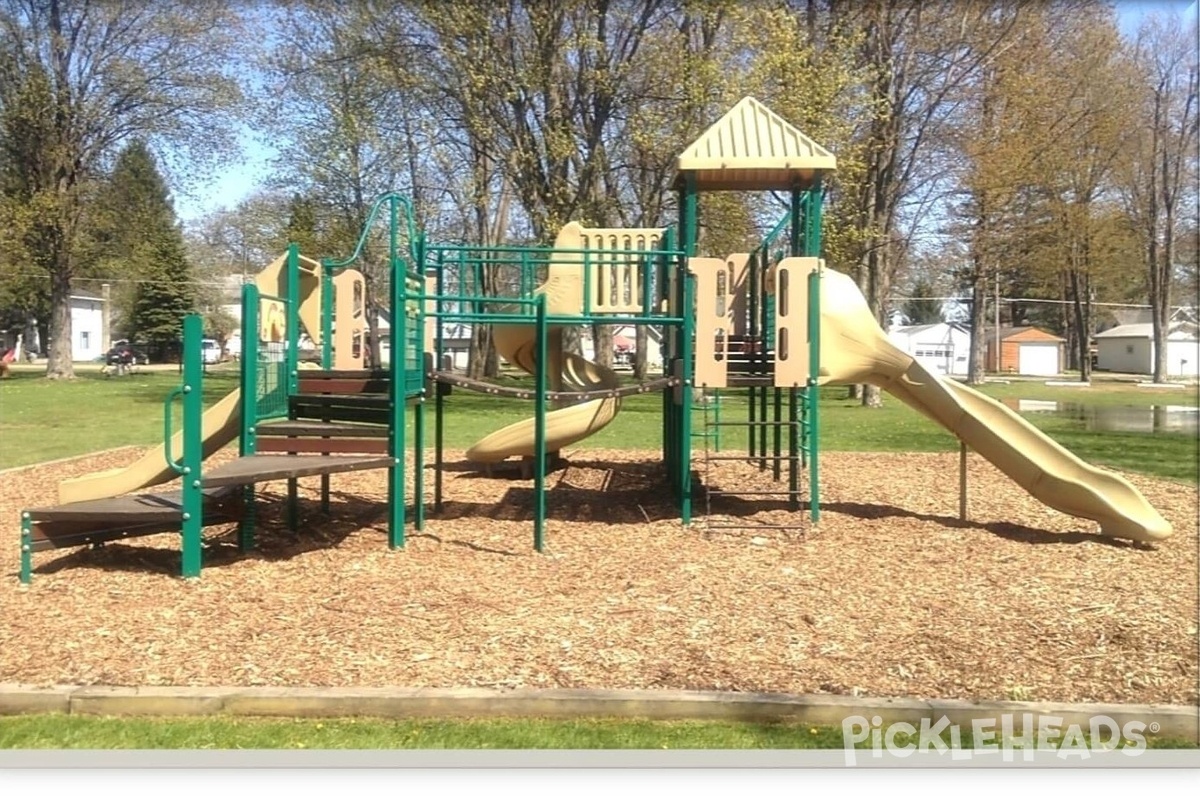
[659,229,675,480]
[758,256,769,467]
[285,243,301,531]
[788,185,803,510]
[388,198,406,549]
[788,387,799,511]
[413,236,426,532]
[806,178,824,524]
[533,293,548,552]
[180,314,205,579]
[434,255,446,513]
[772,387,782,482]
[321,263,333,369]
[19,512,32,585]
[239,283,260,551]
[747,249,758,458]
[678,174,698,524]
[319,264,333,514]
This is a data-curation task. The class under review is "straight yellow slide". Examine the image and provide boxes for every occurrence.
[56,249,327,506]
[815,265,1172,543]
[464,324,621,462]
[57,389,242,504]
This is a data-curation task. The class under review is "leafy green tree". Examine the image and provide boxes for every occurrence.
[0,1,245,378]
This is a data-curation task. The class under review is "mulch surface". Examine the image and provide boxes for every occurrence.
[0,446,1196,706]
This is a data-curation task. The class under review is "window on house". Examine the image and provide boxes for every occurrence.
[80,331,89,350]
[1126,344,1134,355]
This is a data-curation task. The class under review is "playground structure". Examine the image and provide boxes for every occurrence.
[18,96,1173,584]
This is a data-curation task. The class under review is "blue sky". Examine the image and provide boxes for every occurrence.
[172,0,1200,226]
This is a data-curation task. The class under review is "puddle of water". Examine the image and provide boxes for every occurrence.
[1002,399,1199,434]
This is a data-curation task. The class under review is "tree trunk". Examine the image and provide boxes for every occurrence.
[634,325,648,378]
[1068,267,1092,382]
[45,244,75,380]
[591,321,613,369]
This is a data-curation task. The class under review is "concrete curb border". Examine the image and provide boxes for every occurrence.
[0,684,1195,741]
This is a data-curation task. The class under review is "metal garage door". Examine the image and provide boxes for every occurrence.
[1018,343,1059,376]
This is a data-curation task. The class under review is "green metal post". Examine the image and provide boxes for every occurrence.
[788,387,799,511]
[285,244,301,531]
[321,263,333,369]
[413,237,427,532]
[772,387,782,482]
[807,179,824,523]
[533,293,548,552]
[434,257,446,512]
[319,260,333,514]
[179,314,205,579]
[20,512,32,584]
[239,284,260,551]
[388,199,406,549]
[677,175,699,522]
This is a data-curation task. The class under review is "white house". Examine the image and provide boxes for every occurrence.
[1095,321,1199,376]
[70,288,106,361]
[887,322,972,376]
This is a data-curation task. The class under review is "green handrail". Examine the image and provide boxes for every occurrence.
[163,386,188,474]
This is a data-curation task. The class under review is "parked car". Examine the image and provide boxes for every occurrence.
[105,341,149,366]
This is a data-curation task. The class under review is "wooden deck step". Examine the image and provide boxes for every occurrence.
[202,454,396,488]
[256,420,389,438]
[289,393,392,425]
[26,488,242,552]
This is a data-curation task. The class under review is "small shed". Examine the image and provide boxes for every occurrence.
[1095,321,1199,376]
[887,322,972,376]
[985,327,1065,376]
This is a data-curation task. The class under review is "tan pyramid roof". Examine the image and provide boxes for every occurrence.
[675,96,837,191]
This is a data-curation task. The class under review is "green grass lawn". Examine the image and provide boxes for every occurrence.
[1,366,1195,482]
[0,714,1192,750]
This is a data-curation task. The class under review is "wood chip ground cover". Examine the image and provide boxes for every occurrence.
[1,446,1196,706]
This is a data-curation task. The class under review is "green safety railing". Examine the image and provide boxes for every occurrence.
[423,242,686,321]
[239,282,293,426]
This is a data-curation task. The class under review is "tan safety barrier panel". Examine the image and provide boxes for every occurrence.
[689,257,732,388]
[773,257,821,387]
[332,269,366,369]
[727,253,751,336]
[546,222,664,315]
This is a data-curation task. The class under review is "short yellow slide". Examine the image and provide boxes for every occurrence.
[57,389,243,504]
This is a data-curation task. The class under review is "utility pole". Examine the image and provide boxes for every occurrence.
[994,270,1001,373]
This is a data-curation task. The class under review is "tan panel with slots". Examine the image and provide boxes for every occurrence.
[544,222,664,315]
[726,253,750,336]
[773,257,820,387]
[689,257,732,388]
[332,269,366,370]
[423,274,436,356]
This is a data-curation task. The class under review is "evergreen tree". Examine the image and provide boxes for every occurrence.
[900,278,945,325]
[96,141,195,359]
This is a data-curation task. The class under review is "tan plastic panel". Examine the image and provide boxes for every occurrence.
[332,269,366,370]
[675,96,837,191]
[689,257,731,388]
[727,253,751,336]
[253,251,324,344]
[544,222,664,315]
[773,257,820,387]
